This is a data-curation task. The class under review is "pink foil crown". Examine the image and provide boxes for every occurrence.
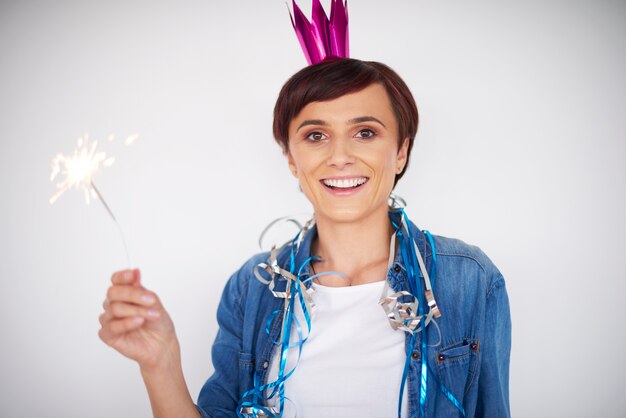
[290,0,349,65]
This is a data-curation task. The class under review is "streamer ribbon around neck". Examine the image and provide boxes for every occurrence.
[238,208,465,417]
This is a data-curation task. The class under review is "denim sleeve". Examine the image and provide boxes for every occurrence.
[476,275,511,417]
[196,266,250,417]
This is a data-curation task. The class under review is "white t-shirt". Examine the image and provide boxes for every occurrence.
[266,280,408,417]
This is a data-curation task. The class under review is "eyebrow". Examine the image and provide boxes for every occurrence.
[295,116,386,132]
[296,119,327,132]
[348,116,386,128]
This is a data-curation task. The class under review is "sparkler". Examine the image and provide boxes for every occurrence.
[50,133,138,266]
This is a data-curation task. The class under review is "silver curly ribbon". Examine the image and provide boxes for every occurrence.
[254,217,317,310]
[379,200,442,334]
[238,406,279,418]
[253,248,317,322]
[388,193,407,209]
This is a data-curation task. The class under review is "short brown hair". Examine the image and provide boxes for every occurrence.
[273,58,418,184]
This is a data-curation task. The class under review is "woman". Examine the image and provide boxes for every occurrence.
[99,58,511,417]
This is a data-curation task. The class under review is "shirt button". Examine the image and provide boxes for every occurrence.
[263,361,269,369]
[411,351,419,360]
[393,265,401,273]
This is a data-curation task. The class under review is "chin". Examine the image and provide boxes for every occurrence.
[314,202,386,225]
[317,210,363,224]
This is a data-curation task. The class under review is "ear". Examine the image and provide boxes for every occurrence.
[285,148,298,178]
[396,137,410,174]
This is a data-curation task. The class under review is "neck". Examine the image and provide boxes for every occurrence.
[312,208,393,287]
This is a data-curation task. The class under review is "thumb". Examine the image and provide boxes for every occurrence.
[131,268,142,288]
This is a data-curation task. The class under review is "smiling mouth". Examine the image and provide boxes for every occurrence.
[321,177,369,190]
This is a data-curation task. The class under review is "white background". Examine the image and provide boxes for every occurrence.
[1,0,624,417]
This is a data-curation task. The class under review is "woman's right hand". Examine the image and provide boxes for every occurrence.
[98,269,178,371]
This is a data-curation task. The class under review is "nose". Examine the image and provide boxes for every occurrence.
[326,137,355,169]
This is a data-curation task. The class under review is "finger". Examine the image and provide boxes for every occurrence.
[108,302,161,320]
[103,316,145,338]
[98,317,143,344]
[111,269,138,286]
[107,285,157,307]
[132,268,142,287]
[98,312,110,327]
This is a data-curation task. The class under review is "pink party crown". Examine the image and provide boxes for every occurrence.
[289,0,349,65]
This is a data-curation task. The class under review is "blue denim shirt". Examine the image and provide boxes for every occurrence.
[196,218,511,417]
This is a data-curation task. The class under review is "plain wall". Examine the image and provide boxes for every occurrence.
[1,0,624,416]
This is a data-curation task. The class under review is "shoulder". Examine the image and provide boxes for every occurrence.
[429,234,504,295]
[429,235,495,274]
[223,251,271,294]
[218,251,270,315]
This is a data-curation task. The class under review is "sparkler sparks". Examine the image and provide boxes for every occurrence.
[50,132,138,266]
[49,134,115,205]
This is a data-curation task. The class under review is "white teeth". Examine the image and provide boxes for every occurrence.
[323,177,367,188]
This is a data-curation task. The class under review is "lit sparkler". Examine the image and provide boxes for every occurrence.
[50,133,138,266]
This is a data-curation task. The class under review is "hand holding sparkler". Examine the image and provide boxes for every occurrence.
[99,269,200,416]
[51,133,199,414]
[98,269,177,369]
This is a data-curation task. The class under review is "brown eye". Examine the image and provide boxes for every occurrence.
[355,129,376,139]
[306,131,326,142]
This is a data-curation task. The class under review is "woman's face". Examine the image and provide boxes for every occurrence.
[286,83,409,225]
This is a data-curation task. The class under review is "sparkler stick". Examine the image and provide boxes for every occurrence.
[90,180,132,267]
